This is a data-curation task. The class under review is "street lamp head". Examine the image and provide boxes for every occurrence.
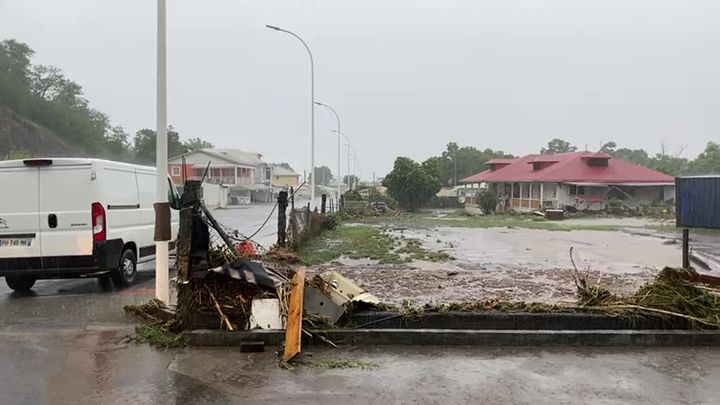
[314,101,324,106]
[265,24,281,31]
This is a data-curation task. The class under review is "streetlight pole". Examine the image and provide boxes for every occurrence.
[154,0,169,303]
[331,129,353,191]
[266,24,315,206]
[314,101,341,200]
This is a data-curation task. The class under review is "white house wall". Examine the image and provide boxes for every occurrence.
[488,181,674,211]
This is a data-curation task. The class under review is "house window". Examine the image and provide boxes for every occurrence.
[265,167,272,181]
[569,185,585,196]
[512,183,520,198]
[171,166,180,176]
[587,158,609,167]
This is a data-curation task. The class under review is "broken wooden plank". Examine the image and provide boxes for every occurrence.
[283,267,306,362]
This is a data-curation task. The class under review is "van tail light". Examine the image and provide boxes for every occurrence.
[91,202,106,241]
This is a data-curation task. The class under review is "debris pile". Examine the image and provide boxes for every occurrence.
[177,272,267,330]
[571,245,720,328]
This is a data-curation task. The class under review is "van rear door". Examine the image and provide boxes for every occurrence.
[0,163,42,259]
[38,162,94,258]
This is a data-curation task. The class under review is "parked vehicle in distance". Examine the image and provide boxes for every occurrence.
[0,158,180,291]
[371,201,388,212]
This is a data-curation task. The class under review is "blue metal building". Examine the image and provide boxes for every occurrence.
[676,176,720,229]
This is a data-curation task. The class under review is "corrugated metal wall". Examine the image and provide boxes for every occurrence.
[676,176,720,229]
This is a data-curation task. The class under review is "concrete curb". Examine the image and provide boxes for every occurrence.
[183,329,720,347]
[349,311,694,330]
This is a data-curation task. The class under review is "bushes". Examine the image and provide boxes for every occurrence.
[477,190,499,215]
[605,197,623,214]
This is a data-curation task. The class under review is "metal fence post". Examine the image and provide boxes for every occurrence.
[277,191,288,247]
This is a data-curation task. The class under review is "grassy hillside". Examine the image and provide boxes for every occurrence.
[0,106,84,158]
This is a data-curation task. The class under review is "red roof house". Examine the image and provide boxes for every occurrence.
[460,152,675,211]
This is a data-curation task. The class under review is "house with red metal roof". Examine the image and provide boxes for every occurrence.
[460,151,675,211]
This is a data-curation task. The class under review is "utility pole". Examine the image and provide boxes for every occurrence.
[154,0,169,303]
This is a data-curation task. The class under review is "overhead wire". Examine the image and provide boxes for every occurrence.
[243,179,308,242]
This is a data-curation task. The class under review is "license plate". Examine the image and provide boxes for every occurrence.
[0,239,33,247]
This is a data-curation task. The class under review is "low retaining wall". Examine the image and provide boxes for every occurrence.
[181,311,719,347]
[183,329,720,347]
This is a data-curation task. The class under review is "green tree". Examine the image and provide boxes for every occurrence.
[541,138,577,154]
[105,125,130,158]
[184,137,214,151]
[599,141,617,154]
[2,148,32,160]
[685,142,720,175]
[133,126,188,164]
[310,166,334,186]
[429,142,513,186]
[648,153,687,176]
[613,148,651,166]
[477,190,499,215]
[29,65,64,99]
[383,157,441,210]
[0,39,119,155]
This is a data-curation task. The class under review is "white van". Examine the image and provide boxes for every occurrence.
[0,158,180,291]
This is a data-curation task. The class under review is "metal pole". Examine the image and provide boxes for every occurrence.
[354,149,359,187]
[314,102,341,201]
[682,228,690,269]
[266,25,315,207]
[155,0,169,303]
[347,145,351,190]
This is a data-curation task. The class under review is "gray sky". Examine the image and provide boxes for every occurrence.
[1,0,719,178]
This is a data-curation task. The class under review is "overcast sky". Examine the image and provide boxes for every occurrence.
[1,0,719,178]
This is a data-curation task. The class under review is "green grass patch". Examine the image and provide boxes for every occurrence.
[134,324,184,348]
[646,224,720,236]
[296,224,451,265]
[365,212,627,232]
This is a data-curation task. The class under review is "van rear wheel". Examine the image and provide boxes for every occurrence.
[5,276,36,291]
[111,249,137,287]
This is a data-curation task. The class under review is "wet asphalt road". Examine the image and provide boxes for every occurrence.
[2,206,720,404]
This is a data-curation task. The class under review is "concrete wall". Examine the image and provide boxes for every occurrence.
[202,183,229,209]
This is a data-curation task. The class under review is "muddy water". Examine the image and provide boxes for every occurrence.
[392,226,682,274]
[314,226,683,305]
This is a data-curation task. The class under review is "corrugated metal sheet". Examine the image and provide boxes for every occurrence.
[676,176,720,229]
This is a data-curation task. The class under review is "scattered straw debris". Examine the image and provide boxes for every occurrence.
[570,244,720,328]
[123,298,167,322]
[303,359,380,370]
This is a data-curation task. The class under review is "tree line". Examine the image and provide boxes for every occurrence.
[541,137,720,177]
[384,138,720,210]
[0,39,212,163]
[384,142,513,210]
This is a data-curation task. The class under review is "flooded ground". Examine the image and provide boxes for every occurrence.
[313,224,688,305]
[4,328,720,405]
